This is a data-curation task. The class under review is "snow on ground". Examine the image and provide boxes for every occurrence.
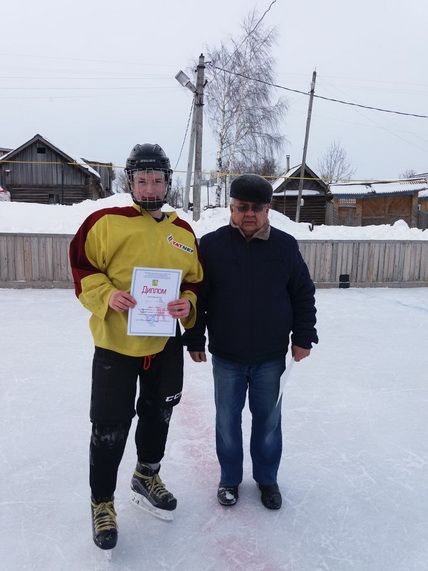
[1,287,428,570]
[0,193,427,240]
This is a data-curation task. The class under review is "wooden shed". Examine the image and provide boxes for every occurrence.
[271,164,329,225]
[329,180,427,227]
[0,134,109,205]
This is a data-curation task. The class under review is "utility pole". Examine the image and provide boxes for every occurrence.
[295,70,316,223]
[175,54,206,221]
[192,54,205,222]
[183,107,196,213]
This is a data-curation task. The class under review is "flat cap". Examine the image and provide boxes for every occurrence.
[230,174,273,203]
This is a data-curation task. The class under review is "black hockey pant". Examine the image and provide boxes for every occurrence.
[89,336,183,500]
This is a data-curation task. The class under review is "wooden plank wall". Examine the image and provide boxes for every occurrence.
[0,233,427,288]
[0,233,73,288]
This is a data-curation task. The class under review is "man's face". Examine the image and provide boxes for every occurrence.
[132,170,167,202]
[230,199,270,237]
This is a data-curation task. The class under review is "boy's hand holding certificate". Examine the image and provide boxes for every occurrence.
[128,267,182,337]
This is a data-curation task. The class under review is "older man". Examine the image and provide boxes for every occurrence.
[183,173,318,510]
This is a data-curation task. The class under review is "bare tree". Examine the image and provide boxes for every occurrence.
[168,177,184,208]
[400,169,417,180]
[318,141,355,184]
[232,157,280,178]
[205,11,286,205]
[113,169,129,193]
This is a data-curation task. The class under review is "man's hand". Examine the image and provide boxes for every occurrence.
[189,351,207,363]
[167,298,191,319]
[108,290,137,312]
[292,345,311,362]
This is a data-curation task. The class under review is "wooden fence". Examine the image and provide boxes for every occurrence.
[0,233,427,288]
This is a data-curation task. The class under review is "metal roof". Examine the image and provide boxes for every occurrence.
[330,179,428,198]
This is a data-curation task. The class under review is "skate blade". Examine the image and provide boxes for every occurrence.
[130,491,174,521]
[104,550,113,562]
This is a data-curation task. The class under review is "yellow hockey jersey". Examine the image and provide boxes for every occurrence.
[69,204,203,357]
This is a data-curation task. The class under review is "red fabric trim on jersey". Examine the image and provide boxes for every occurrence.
[69,207,140,297]
[171,217,203,266]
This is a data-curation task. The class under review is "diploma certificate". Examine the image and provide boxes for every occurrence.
[128,267,182,337]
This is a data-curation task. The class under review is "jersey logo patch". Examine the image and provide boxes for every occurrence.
[167,234,194,254]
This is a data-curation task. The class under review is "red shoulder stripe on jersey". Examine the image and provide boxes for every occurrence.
[171,216,195,234]
[69,206,139,297]
[171,216,203,265]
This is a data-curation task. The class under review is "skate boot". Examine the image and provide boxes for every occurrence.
[91,497,118,550]
[130,462,177,521]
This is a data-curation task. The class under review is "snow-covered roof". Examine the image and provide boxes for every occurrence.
[273,189,321,197]
[419,189,428,199]
[272,163,327,193]
[330,179,428,197]
[0,134,100,179]
[272,166,299,192]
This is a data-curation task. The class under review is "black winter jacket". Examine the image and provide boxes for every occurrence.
[182,224,318,364]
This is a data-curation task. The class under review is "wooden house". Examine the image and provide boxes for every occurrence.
[271,164,329,225]
[0,147,12,157]
[0,134,111,205]
[419,189,428,213]
[329,179,427,227]
[414,174,428,213]
[81,158,115,197]
[418,178,428,229]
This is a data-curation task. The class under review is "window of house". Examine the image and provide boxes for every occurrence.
[37,146,46,154]
[338,198,356,207]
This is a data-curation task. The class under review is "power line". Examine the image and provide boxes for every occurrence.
[173,98,195,171]
[209,0,278,81]
[1,158,426,185]
[209,64,428,119]
[225,0,277,65]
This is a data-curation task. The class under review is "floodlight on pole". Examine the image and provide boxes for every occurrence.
[175,70,196,93]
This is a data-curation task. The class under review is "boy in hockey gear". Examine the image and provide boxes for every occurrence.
[70,143,203,548]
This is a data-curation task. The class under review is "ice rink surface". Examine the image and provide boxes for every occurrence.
[1,287,427,570]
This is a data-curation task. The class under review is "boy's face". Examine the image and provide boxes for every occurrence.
[132,170,167,202]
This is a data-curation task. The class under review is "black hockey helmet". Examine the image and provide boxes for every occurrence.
[125,143,173,210]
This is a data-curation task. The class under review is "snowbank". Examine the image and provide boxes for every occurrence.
[0,193,427,240]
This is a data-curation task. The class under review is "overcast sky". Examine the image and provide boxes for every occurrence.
[1,0,427,181]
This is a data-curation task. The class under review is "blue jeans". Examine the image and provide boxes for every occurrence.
[212,355,285,486]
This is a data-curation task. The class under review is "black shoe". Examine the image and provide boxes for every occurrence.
[131,462,177,511]
[258,483,282,510]
[217,485,239,506]
[91,497,118,550]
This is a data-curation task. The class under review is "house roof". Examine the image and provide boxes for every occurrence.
[329,179,428,198]
[0,134,100,179]
[272,163,328,193]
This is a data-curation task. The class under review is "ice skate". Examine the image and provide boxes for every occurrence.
[130,462,176,521]
[91,497,118,550]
